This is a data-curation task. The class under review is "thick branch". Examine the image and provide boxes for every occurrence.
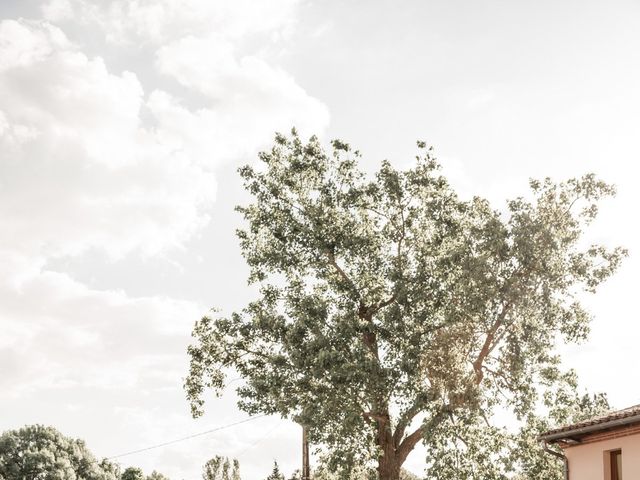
[393,400,425,447]
[396,409,449,463]
[325,249,361,299]
[472,300,512,384]
[367,294,397,317]
[362,411,387,422]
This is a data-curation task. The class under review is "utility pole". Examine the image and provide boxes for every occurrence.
[302,425,310,480]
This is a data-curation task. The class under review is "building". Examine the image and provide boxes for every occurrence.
[539,404,640,480]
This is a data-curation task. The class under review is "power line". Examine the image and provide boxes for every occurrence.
[179,423,285,480]
[107,414,268,460]
[234,422,283,458]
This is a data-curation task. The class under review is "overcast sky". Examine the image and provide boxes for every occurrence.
[1,1,639,479]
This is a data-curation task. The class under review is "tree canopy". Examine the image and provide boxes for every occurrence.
[0,424,173,480]
[422,371,610,479]
[202,456,240,480]
[0,425,117,480]
[146,471,171,480]
[121,467,145,480]
[185,130,625,479]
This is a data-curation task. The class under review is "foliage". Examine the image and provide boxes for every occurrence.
[510,376,610,480]
[202,456,240,480]
[422,371,610,479]
[185,130,626,479]
[398,469,420,480]
[100,459,122,479]
[265,461,284,480]
[313,464,419,480]
[146,471,171,480]
[122,467,145,480]
[121,466,172,480]
[287,469,301,480]
[0,425,117,480]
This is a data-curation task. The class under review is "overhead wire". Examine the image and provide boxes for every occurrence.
[234,421,284,458]
[106,414,268,460]
[180,422,286,480]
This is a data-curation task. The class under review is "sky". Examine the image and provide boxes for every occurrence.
[1,0,639,479]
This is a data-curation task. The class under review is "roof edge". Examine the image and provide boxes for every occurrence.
[539,413,640,443]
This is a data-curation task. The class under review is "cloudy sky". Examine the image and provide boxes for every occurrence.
[1,0,639,479]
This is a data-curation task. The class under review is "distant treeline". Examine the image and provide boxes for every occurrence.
[0,425,170,480]
[0,424,422,480]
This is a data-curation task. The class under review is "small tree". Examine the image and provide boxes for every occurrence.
[122,467,145,480]
[147,470,171,480]
[186,131,625,480]
[266,461,285,480]
[0,425,118,480]
[203,456,240,480]
[288,469,301,480]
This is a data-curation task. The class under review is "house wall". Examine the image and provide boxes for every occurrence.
[564,430,640,480]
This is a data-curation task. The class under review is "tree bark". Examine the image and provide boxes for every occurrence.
[376,417,402,480]
[377,446,401,480]
[358,304,404,480]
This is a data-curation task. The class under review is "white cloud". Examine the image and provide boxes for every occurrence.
[0,19,68,69]
[0,254,303,480]
[41,0,74,22]
[151,34,329,163]
[0,16,211,412]
[1,2,329,477]
[42,0,300,45]
[38,0,330,166]
[0,19,217,263]
[0,263,202,392]
[0,258,214,478]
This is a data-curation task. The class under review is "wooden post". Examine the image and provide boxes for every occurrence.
[302,425,310,480]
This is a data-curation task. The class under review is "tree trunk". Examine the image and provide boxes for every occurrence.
[377,425,402,480]
[377,450,401,480]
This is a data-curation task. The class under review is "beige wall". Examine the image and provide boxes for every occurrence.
[565,432,640,480]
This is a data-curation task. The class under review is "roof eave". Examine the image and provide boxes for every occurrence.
[539,413,640,443]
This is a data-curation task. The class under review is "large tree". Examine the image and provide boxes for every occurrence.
[185,131,625,480]
[0,425,118,480]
